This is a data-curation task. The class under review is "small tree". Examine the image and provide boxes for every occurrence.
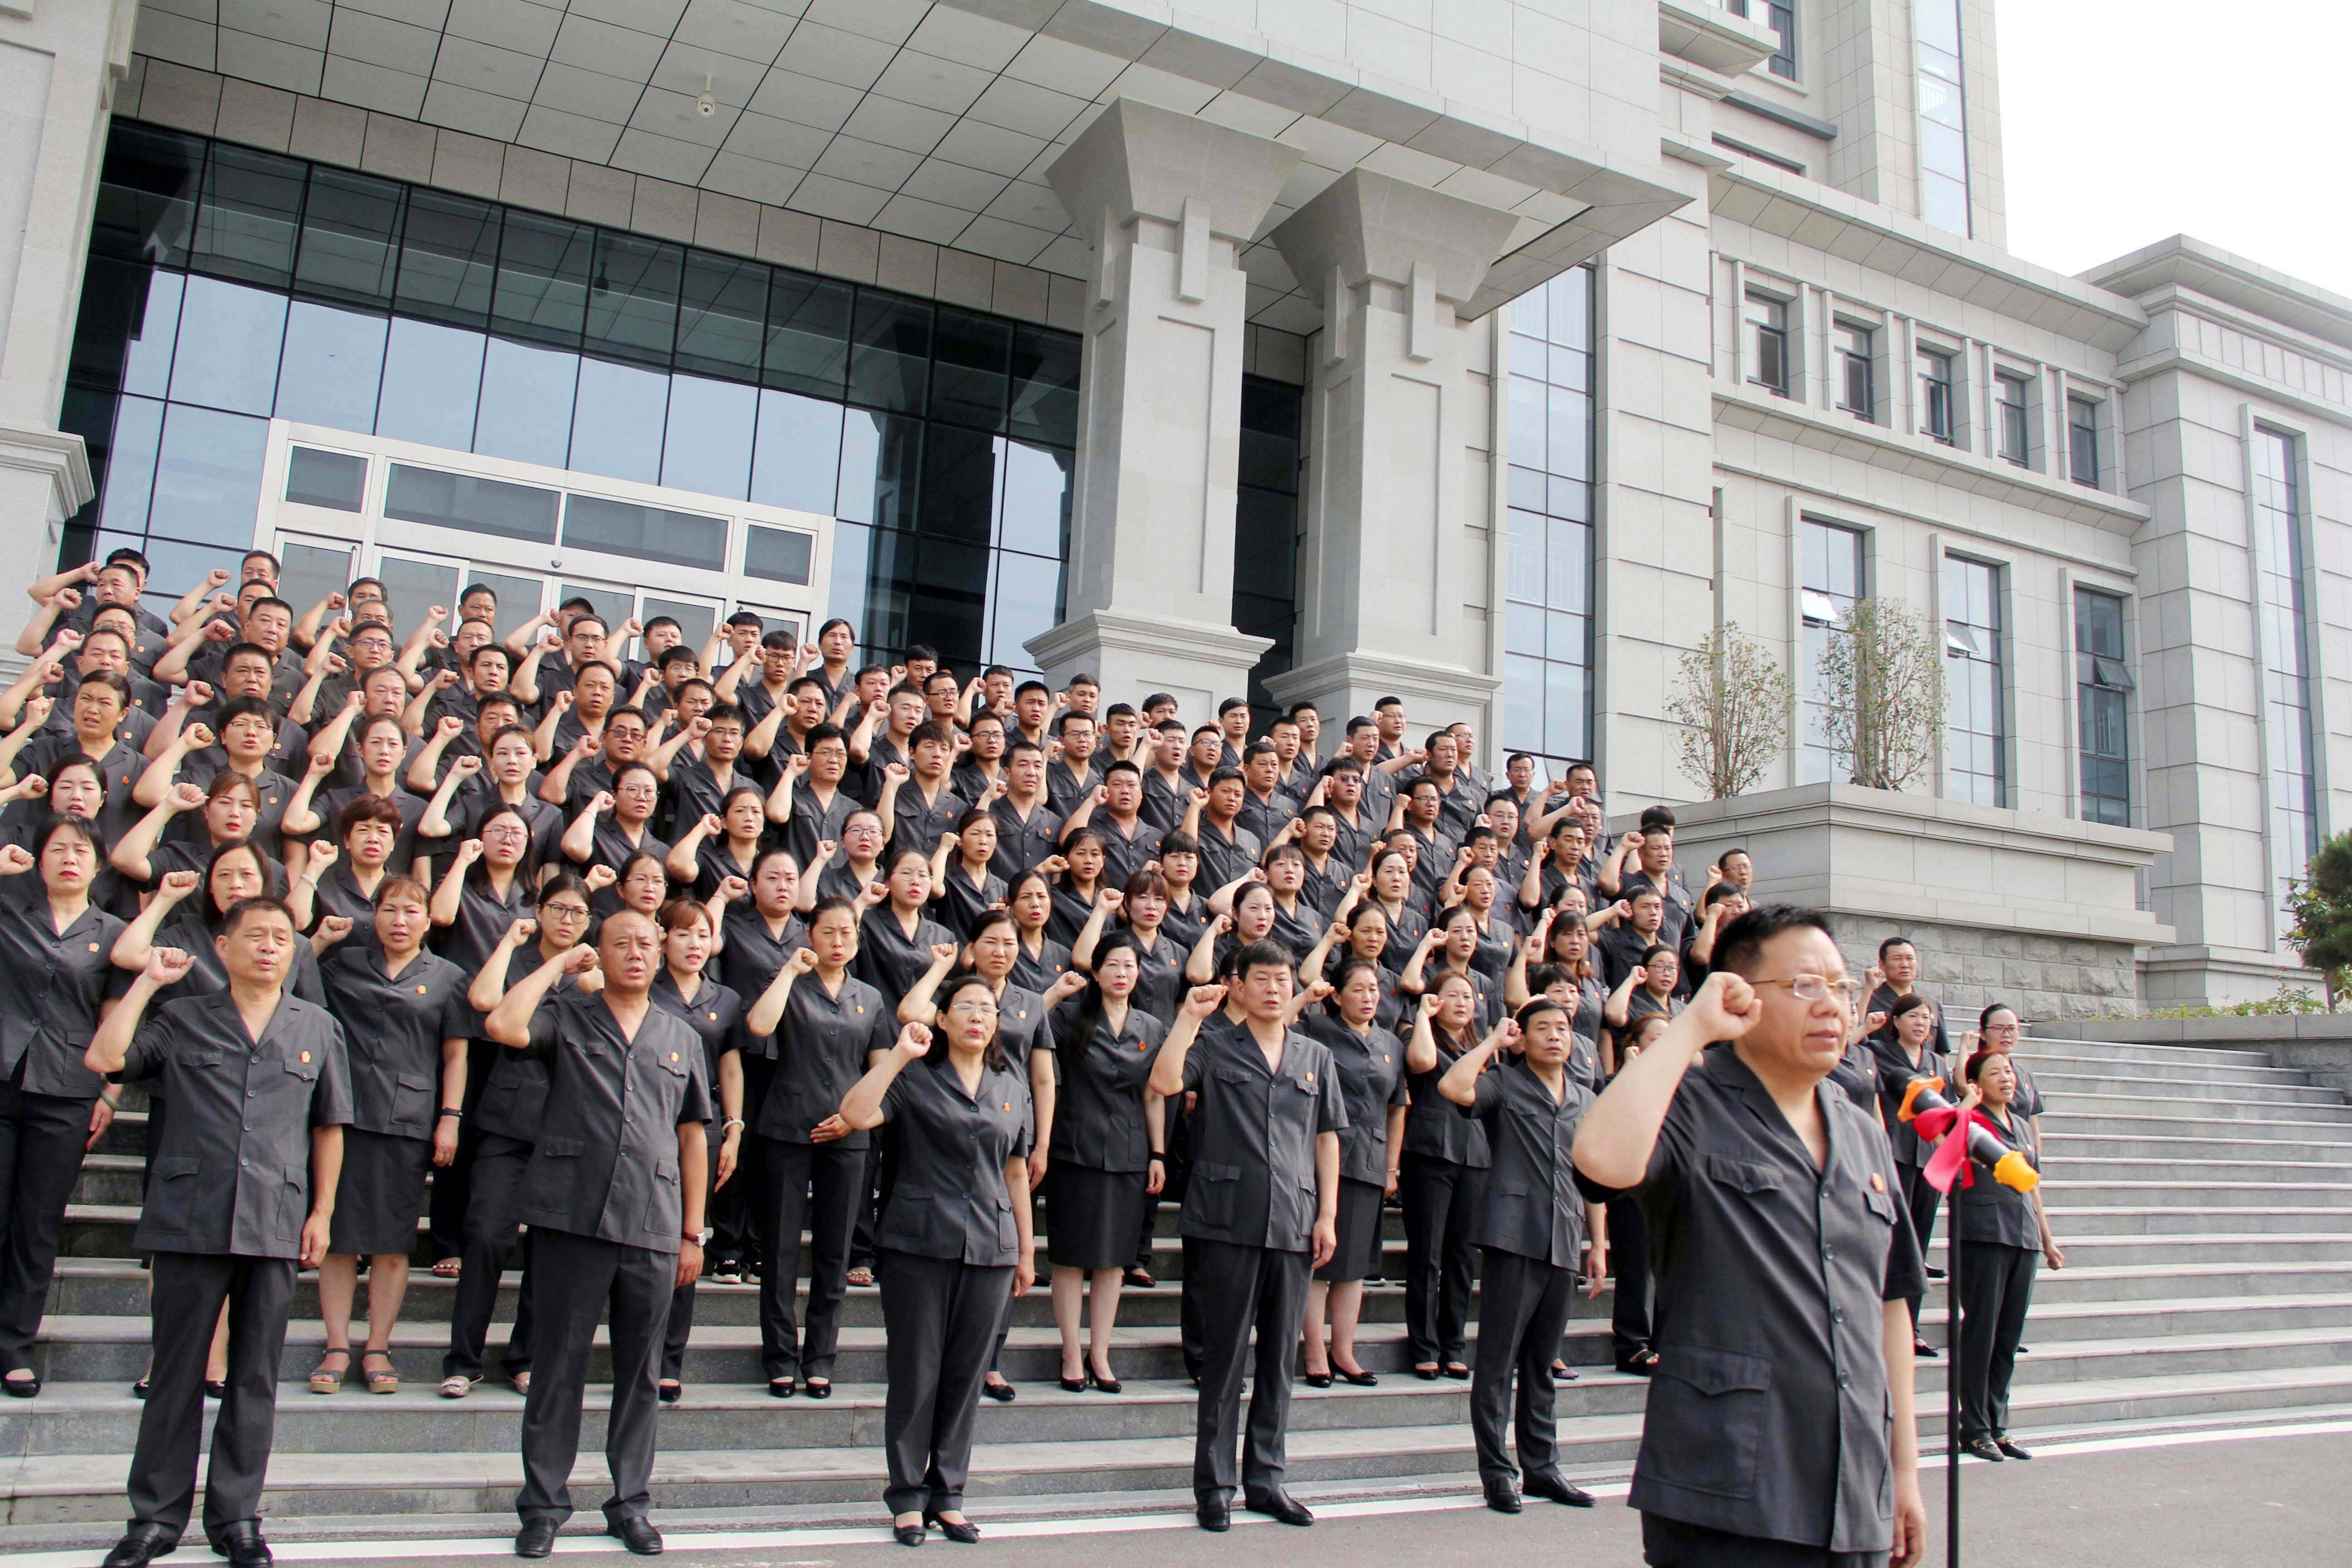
[1666,624,1794,799]
[2284,830,2352,1010]
[1817,597,1946,792]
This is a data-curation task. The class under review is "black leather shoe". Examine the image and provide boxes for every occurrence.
[101,1524,178,1568]
[205,1380,228,1400]
[1524,1471,1596,1507]
[657,1382,681,1404]
[1924,1265,1947,1280]
[1303,1371,1333,1388]
[893,1523,926,1547]
[924,1512,980,1544]
[1960,1437,2005,1463]
[212,1521,272,1568]
[1996,1438,2033,1460]
[1336,1367,1378,1386]
[1196,1496,1230,1532]
[513,1520,557,1558]
[803,1379,832,1400]
[605,1516,663,1555]
[981,1377,1016,1402]
[1483,1477,1523,1513]
[1,1373,36,1398]
[1442,1363,1470,1380]
[1244,1490,1314,1526]
[1913,1341,1939,1359]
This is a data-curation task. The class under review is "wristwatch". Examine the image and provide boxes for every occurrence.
[686,1228,713,1246]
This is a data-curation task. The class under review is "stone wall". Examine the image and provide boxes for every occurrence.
[1822,912,2141,1025]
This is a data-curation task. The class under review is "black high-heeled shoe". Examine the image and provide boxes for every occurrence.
[205,1379,227,1400]
[925,1512,980,1544]
[1334,1366,1379,1387]
[1087,1367,1122,1395]
[768,1378,796,1398]
[980,1377,1016,1402]
[1443,1363,1470,1381]
[1302,1370,1333,1388]
[893,1520,926,1547]
[1413,1364,1440,1381]
[803,1379,832,1399]
[1058,1373,1087,1392]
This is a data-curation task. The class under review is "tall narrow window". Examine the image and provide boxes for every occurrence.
[2068,395,2101,486]
[1746,292,1789,395]
[1502,266,1597,774]
[1914,0,1970,234]
[2075,588,2132,826]
[1995,371,2030,466]
[2253,428,2317,925]
[1943,554,2004,805]
[1801,519,1865,783]
[1837,322,1875,420]
[1919,348,1954,444]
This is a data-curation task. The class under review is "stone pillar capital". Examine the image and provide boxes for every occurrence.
[1047,97,1300,248]
[1268,167,1522,314]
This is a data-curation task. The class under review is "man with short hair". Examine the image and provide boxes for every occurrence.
[990,740,1063,882]
[1061,759,1161,886]
[1215,697,1251,769]
[1183,769,1264,894]
[883,720,966,860]
[1237,742,1297,846]
[1572,907,1927,1568]
[1140,720,1191,835]
[1045,711,1103,818]
[1010,681,1054,750]
[1151,948,1344,1532]
[1372,697,1407,761]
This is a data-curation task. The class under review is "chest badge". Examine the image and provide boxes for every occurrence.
[708,1011,719,1022]
[88,942,100,952]
[1869,1173,1886,1194]
[416,985,429,994]
[1002,1102,1012,1112]
[856,1004,865,1014]
[671,1052,680,1063]
[1303,1073,1314,1086]
[299,1051,311,1063]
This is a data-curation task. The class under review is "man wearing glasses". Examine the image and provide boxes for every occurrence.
[1573,906,1928,1568]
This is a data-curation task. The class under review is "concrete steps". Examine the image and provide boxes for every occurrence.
[8,1031,2348,1527]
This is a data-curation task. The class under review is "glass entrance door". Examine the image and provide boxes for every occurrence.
[255,420,831,662]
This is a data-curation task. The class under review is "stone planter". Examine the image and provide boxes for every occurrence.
[1632,783,2175,1020]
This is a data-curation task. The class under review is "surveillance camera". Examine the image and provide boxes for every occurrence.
[697,90,715,116]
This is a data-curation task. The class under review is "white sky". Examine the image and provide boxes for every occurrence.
[1997,0,2352,296]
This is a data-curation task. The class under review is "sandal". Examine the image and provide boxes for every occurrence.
[361,1350,400,1395]
[431,1258,462,1279]
[846,1265,875,1288]
[510,1370,531,1395]
[439,1375,478,1399]
[309,1348,352,1394]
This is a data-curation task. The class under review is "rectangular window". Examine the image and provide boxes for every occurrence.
[1837,322,1875,420]
[1502,267,1598,773]
[284,447,367,511]
[1800,519,1865,784]
[1995,372,2030,466]
[2253,428,2317,925]
[2074,588,2132,826]
[560,494,728,571]
[1918,348,1954,444]
[2068,395,2101,486]
[1943,554,2005,806]
[383,462,558,544]
[1729,0,1797,78]
[1914,0,1970,235]
[1746,292,1789,395]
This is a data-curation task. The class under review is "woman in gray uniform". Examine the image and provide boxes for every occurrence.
[1298,958,1406,1387]
[1044,931,1166,1393]
[1398,971,1498,1381]
[839,980,1037,1546]
[648,899,747,1404]
[1953,1047,2065,1463]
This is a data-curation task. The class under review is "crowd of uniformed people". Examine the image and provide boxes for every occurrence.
[0,544,2067,1568]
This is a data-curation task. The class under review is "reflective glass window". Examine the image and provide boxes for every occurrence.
[122,268,183,399]
[490,211,592,349]
[558,581,636,639]
[275,300,387,435]
[661,375,757,501]
[191,143,304,287]
[563,495,728,571]
[749,390,843,516]
[294,168,404,307]
[384,463,559,544]
[568,357,668,485]
[376,553,464,632]
[745,524,815,586]
[394,191,499,328]
[911,537,989,666]
[151,405,270,548]
[762,273,852,398]
[676,250,767,379]
[455,568,544,640]
[988,550,1061,671]
[285,448,368,511]
[376,318,483,451]
[94,124,203,268]
[995,438,1070,558]
[98,396,165,537]
[838,410,921,531]
[918,423,996,544]
[277,538,357,615]
[584,232,681,368]
[1008,325,1080,449]
[930,309,1010,431]
[167,276,287,416]
[848,294,931,413]
[642,594,719,655]
[473,338,578,470]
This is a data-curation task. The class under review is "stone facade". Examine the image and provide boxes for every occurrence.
[1823,911,2141,1025]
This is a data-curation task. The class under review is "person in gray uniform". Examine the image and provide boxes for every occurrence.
[1951,1047,2063,1463]
[1437,997,1607,1514]
[1147,940,1345,1534]
[840,978,1037,1546]
[1572,905,1928,1568]
[484,908,712,1559]
[87,899,351,1568]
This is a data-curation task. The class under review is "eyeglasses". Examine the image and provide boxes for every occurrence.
[947,1000,999,1018]
[541,903,590,921]
[1754,975,1866,1008]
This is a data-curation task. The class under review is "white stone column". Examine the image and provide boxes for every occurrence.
[1259,169,1521,730]
[0,0,130,678]
[1024,99,1300,725]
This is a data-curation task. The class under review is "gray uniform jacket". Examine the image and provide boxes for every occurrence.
[0,875,129,1098]
[118,992,354,1259]
[753,972,892,1149]
[1302,1015,1407,1187]
[1046,1001,1164,1172]
[877,1053,1033,1266]
[1574,1044,1926,1555]
[318,946,473,1139]
[1464,1054,1594,1268]
[1177,1020,1348,1253]
[516,989,714,1254]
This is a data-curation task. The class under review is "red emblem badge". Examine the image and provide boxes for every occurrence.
[1870,1173,1886,1194]
[299,1051,311,1063]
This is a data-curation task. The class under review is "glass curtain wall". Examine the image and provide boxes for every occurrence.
[1503,265,1597,773]
[65,121,1088,675]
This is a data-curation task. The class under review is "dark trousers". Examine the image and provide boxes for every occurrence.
[713,1055,774,1269]
[849,1137,890,1270]
[1471,1248,1577,1484]
[1899,1161,1938,1329]
[1640,1512,1880,1567]
[877,1248,1011,1515]
[662,1124,725,1381]
[1400,1152,1484,1365]
[758,1136,862,1381]
[0,1087,90,1372]
[426,1040,501,1261]
[516,1227,673,1527]
[126,1251,295,1542]
[1186,1238,1310,1503]
[1607,1196,1652,1363]
[1956,1239,2036,1441]
[442,1134,537,1381]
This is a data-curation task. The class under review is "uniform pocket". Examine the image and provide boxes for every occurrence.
[643,1155,682,1235]
[1648,1344,1773,1499]
[1704,1152,1780,1196]
[147,1156,201,1234]
[1863,1186,1899,1225]
[539,1136,584,1159]
[1192,1162,1240,1228]
[392,1070,434,1134]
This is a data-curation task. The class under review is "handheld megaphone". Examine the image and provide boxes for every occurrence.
[1896,1076,2038,1193]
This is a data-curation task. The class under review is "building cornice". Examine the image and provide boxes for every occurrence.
[2083,235,2352,354]
[1709,166,2147,351]
[2112,347,2352,434]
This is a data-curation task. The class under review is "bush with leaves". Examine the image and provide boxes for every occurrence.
[1816,597,1947,792]
[1666,624,1794,799]
[2283,831,2352,1009]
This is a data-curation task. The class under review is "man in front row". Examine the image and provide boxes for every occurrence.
[486,909,712,1558]
[1150,942,1344,1533]
[89,900,351,1568]
[1573,906,1926,1568]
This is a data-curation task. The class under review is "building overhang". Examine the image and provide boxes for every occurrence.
[2084,234,2352,354]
